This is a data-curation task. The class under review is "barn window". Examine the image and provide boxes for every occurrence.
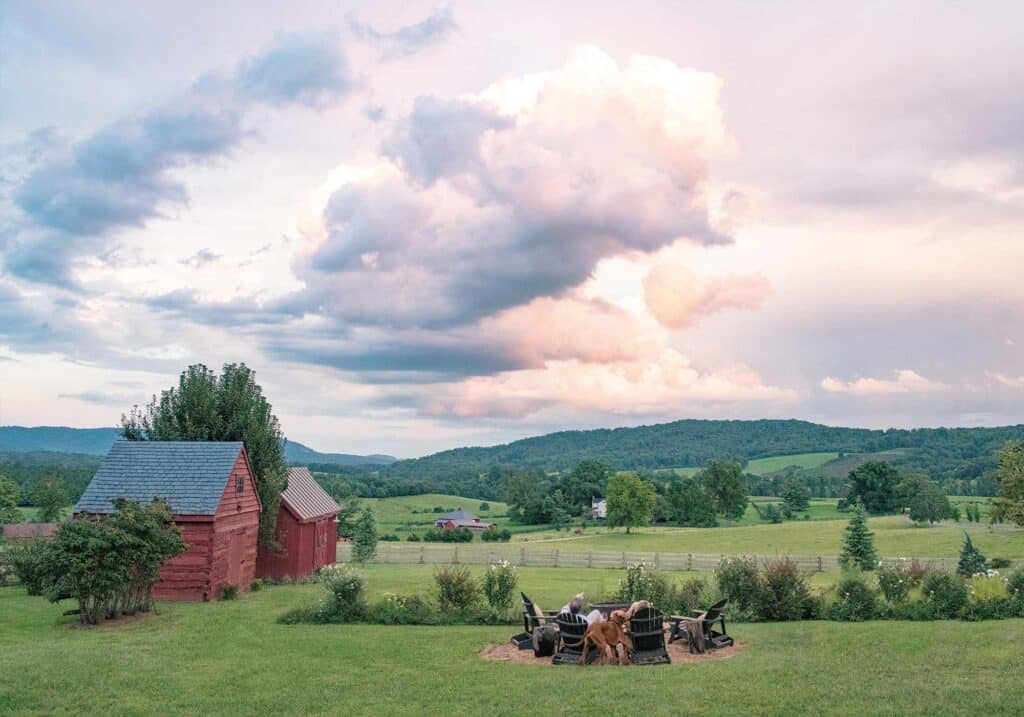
[236,476,245,494]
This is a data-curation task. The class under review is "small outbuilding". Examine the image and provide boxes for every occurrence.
[74,440,261,601]
[256,467,340,581]
[433,508,495,533]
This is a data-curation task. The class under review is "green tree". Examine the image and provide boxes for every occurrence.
[352,506,378,563]
[0,475,22,524]
[956,533,987,577]
[667,478,717,527]
[848,461,901,514]
[840,505,877,571]
[902,476,951,525]
[605,473,656,533]
[335,498,361,538]
[780,475,811,513]
[698,460,749,520]
[993,441,1024,526]
[121,363,288,545]
[32,479,68,523]
[106,499,187,613]
[558,459,613,509]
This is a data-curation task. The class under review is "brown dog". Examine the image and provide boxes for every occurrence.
[579,619,632,666]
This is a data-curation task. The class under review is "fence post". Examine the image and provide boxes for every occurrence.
[554,549,560,567]
[520,546,526,565]
[420,545,425,564]
[622,552,627,568]
[655,552,660,570]
[453,545,459,564]
[588,551,593,569]
[817,556,823,573]
[688,553,693,571]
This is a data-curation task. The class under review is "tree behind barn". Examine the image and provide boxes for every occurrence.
[352,506,378,563]
[121,363,288,546]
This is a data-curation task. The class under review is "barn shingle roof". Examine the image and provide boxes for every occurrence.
[280,467,340,522]
[74,441,244,516]
[438,508,476,521]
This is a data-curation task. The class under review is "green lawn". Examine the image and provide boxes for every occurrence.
[517,516,1024,559]
[364,493,548,538]
[2,573,1024,716]
[13,507,70,522]
[745,452,840,475]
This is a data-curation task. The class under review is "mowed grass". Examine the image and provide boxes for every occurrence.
[366,493,513,536]
[745,452,840,475]
[517,516,1024,559]
[13,507,70,522]
[3,571,1024,716]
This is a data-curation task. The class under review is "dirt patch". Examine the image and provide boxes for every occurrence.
[481,638,745,666]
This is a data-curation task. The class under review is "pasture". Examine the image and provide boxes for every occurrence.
[3,567,1024,716]
[516,516,1024,560]
[744,452,839,474]
[365,493,512,536]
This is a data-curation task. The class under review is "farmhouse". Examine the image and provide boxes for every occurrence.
[256,467,340,581]
[74,441,261,601]
[433,508,495,533]
[592,498,607,519]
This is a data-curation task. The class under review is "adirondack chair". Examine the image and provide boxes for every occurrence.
[512,593,561,650]
[552,612,592,665]
[628,606,670,665]
[669,598,733,649]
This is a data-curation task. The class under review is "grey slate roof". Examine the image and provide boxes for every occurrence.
[74,441,244,516]
[437,508,476,521]
[280,467,340,522]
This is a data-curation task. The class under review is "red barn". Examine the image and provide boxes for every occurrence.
[257,467,340,581]
[74,441,261,601]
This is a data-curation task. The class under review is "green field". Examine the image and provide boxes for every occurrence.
[745,452,840,475]
[13,507,70,522]
[517,516,1024,559]
[366,493,529,536]
[3,567,1024,716]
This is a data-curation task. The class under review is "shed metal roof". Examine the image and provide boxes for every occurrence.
[74,441,244,516]
[280,467,340,522]
[437,508,476,521]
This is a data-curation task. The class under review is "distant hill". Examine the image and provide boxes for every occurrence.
[385,419,1024,481]
[0,426,395,467]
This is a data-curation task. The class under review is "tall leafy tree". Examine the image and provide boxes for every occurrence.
[121,363,288,545]
[839,504,877,571]
[698,460,749,520]
[993,441,1024,526]
[605,472,656,534]
[352,506,378,563]
[33,479,68,523]
[667,477,717,527]
[0,474,22,524]
[847,461,901,514]
[780,475,811,513]
[903,477,951,525]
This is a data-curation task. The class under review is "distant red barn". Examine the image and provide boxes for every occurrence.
[256,467,340,581]
[74,441,261,601]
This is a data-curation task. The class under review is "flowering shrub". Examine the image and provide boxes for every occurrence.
[481,561,517,611]
[757,558,814,621]
[277,566,367,624]
[876,563,911,604]
[375,593,434,624]
[435,566,481,612]
[970,571,1008,603]
[829,574,877,621]
[615,562,671,607]
[1008,567,1024,600]
[921,572,969,619]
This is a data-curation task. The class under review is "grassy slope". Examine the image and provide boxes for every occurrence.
[367,494,517,536]
[2,576,1024,716]
[746,452,839,474]
[516,516,1024,559]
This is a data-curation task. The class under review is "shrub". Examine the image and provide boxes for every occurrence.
[250,579,264,592]
[479,502,490,512]
[1008,567,1024,599]
[829,574,877,621]
[319,566,367,622]
[757,558,813,621]
[672,577,713,615]
[615,563,671,608]
[481,528,512,542]
[481,561,517,611]
[406,533,421,542]
[876,563,911,604]
[989,557,1012,570]
[921,572,969,618]
[434,566,480,613]
[221,584,238,600]
[380,534,400,542]
[8,541,52,596]
[763,504,784,524]
[715,557,760,613]
[374,593,434,625]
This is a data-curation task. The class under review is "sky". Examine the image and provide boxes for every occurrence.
[1,1,1023,457]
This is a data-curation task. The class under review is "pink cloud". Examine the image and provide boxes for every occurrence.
[820,369,948,396]
[643,261,770,329]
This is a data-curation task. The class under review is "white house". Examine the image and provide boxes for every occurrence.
[591,497,607,519]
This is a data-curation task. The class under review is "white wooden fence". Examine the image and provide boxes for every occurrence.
[336,542,997,573]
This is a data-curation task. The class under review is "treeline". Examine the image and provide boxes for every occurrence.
[0,452,98,507]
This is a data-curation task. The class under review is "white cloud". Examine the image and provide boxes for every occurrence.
[820,369,948,396]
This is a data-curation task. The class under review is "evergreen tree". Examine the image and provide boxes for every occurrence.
[352,506,378,563]
[956,533,987,577]
[840,505,877,571]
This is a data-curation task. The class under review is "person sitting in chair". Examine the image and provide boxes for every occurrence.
[561,593,604,624]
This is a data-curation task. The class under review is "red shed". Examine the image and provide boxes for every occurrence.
[257,467,340,581]
[74,441,261,601]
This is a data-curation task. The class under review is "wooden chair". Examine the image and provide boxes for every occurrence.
[628,606,670,665]
[520,592,559,633]
[669,598,733,650]
[552,612,591,665]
